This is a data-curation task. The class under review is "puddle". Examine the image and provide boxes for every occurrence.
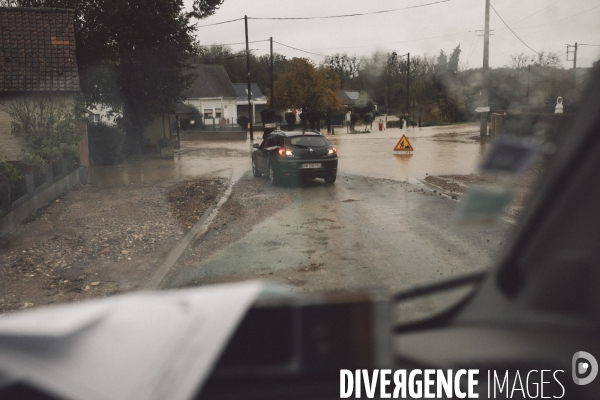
[90,140,253,186]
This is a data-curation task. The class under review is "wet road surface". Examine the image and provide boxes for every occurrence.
[89,123,489,186]
[91,123,512,321]
[164,173,511,321]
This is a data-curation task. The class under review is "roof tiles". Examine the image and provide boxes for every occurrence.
[0,7,80,92]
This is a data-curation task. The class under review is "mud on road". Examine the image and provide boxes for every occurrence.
[163,174,295,288]
[0,176,225,314]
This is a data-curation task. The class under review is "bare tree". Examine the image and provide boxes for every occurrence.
[535,51,561,68]
[509,53,532,69]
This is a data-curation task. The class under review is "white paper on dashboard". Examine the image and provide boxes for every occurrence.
[0,280,268,400]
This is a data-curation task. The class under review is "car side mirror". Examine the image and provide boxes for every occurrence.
[252,143,259,149]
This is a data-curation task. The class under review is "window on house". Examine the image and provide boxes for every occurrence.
[89,114,100,123]
[203,109,213,119]
[215,108,222,119]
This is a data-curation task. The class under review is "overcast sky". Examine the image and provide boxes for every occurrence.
[185,0,600,69]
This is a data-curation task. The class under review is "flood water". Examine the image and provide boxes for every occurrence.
[328,122,490,181]
[89,122,491,186]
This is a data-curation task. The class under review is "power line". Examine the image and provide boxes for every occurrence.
[579,43,600,47]
[195,0,450,28]
[511,4,600,31]
[296,30,472,51]
[506,0,562,27]
[273,41,328,57]
[248,0,451,20]
[467,35,481,64]
[490,42,511,60]
[464,32,478,63]
[200,39,269,47]
[490,3,540,55]
[195,17,244,28]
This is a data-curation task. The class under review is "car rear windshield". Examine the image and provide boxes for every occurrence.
[287,136,328,148]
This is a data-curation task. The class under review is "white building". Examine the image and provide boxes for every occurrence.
[184,65,238,127]
[232,83,267,124]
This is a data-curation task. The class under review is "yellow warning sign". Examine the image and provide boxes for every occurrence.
[394,135,414,151]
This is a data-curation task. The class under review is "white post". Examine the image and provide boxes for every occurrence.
[220,97,224,121]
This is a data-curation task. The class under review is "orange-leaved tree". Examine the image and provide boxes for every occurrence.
[273,58,341,112]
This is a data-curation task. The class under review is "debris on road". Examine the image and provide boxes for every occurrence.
[0,177,225,314]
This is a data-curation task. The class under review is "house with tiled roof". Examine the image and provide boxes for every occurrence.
[0,7,89,235]
[0,7,86,164]
[184,65,238,127]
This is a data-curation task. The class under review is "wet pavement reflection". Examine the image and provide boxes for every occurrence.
[89,141,252,186]
[326,122,490,180]
[89,123,490,186]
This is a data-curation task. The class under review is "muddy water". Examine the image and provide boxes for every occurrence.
[327,122,490,181]
[89,123,490,186]
[89,141,253,186]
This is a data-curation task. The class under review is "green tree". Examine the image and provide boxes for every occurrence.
[2,96,87,169]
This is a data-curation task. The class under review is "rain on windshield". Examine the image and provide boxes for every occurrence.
[0,0,598,323]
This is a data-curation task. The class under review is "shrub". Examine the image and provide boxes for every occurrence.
[2,95,87,170]
[88,122,126,166]
[0,161,21,186]
[179,104,204,130]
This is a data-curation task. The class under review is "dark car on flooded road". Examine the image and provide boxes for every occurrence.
[251,130,338,185]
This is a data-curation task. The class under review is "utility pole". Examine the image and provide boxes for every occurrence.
[245,15,253,140]
[567,42,578,104]
[572,42,578,102]
[480,0,490,137]
[526,64,530,105]
[270,37,274,111]
[406,52,410,119]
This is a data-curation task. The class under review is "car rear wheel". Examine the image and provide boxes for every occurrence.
[324,175,336,185]
[268,164,279,185]
[252,158,261,177]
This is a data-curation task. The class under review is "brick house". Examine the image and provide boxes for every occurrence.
[0,7,88,168]
[0,7,90,236]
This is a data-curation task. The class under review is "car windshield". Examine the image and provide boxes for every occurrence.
[288,136,328,148]
[0,0,598,328]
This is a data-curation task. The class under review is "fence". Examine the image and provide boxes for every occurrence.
[0,158,86,237]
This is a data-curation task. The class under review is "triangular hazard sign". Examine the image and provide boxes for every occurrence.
[394,135,414,151]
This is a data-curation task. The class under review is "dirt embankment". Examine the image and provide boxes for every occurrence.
[0,177,225,314]
[423,165,543,217]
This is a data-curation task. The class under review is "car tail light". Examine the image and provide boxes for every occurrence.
[327,147,337,156]
[278,147,294,157]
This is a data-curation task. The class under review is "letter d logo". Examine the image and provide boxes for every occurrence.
[572,351,598,385]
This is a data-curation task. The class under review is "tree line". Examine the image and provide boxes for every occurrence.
[1,0,596,154]
[199,43,594,126]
